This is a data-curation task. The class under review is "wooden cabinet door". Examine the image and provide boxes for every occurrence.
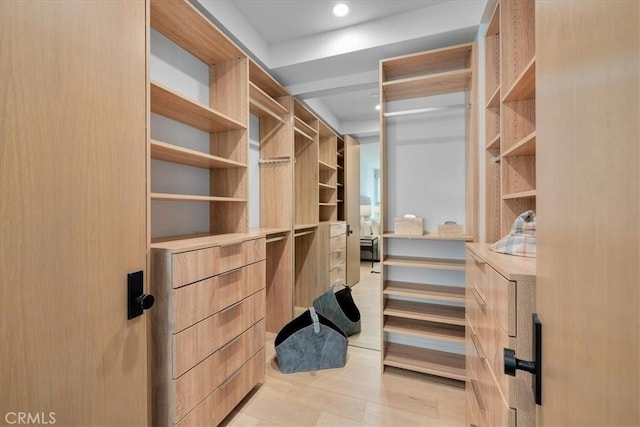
[0,1,148,425]
[536,1,639,425]
[345,135,361,286]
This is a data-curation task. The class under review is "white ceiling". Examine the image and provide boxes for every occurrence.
[195,0,487,140]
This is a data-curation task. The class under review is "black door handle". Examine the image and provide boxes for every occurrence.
[504,313,542,405]
[127,270,154,319]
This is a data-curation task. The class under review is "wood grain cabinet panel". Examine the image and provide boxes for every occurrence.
[465,243,535,427]
[173,247,219,288]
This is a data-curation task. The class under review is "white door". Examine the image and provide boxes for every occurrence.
[536,1,639,425]
[0,1,148,425]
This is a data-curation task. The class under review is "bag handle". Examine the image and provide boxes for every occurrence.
[309,306,320,334]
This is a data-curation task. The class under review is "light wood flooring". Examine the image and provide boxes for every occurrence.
[222,263,466,427]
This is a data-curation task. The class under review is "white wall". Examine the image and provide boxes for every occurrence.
[249,115,260,229]
[360,141,380,217]
[385,92,467,234]
[150,29,212,238]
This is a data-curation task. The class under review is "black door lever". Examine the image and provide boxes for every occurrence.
[504,313,542,405]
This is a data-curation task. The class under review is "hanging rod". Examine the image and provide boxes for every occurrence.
[249,98,287,124]
[266,235,287,244]
[259,156,291,164]
[383,104,469,118]
[294,230,315,238]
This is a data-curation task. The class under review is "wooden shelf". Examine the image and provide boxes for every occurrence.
[294,116,317,137]
[486,86,501,108]
[150,140,246,169]
[249,82,288,121]
[249,59,289,99]
[318,160,337,171]
[319,203,337,207]
[382,43,473,81]
[150,193,247,203]
[318,183,336,190]
[502,190,537,200]
[384,299,465,326]
[384,317,465,344]
[383,280,465,303]
[503,57,536,102]
[250,227,290,236]
[503,131,536,157]
[486,133,501,152]
[150,82,245,133]
[383,255,465,271]
[383,342,466,381]
[383,233,473,241]
[294,224,318,231]
[382,68,472,101]
[150,0,244,65]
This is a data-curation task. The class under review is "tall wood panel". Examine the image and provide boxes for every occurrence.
[0,1,148,424]
[536,1,639,425]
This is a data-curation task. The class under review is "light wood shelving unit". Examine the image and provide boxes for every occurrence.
[249,59,294,333]
[485,0,537,242]
[149,0,249,239]
[379,42,476,382]
[148,1,263,425]
[318,121,338,222]
[336,136,345,221]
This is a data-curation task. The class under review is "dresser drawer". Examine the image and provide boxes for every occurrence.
[173,247,219,288]
[466,250,487,297]
[329,249,345,270]
[245,237,266,264]
[330,263,345,287]
[172,261,266,333]
[487,266,516,336]
[466,378,487,427]
[330,234,346,254]
[176,348,266,427]
[330,222,346,237]
[174,320,265,422]
[217,240,247,274]
[173,289,266,378]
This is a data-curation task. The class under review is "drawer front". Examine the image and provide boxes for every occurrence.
[466,318,486,383]
[218,241,246,274]
[487,266,516,336]
[330,264,345,287]
[487,375,516,427]
[330,234,346,253]
[174,320,265,421]
[466,379,487,427]
[245,237,266,265]
[330,222,346,237]
[173,247,219,288]
[176,348,266,427]
[173,261,266,333]
[329,249,345,270]
[173,289,266,378]
[466,249,487,298]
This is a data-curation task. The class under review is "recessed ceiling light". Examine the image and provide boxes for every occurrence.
[333,3,349,17]
[375,104,381,111]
